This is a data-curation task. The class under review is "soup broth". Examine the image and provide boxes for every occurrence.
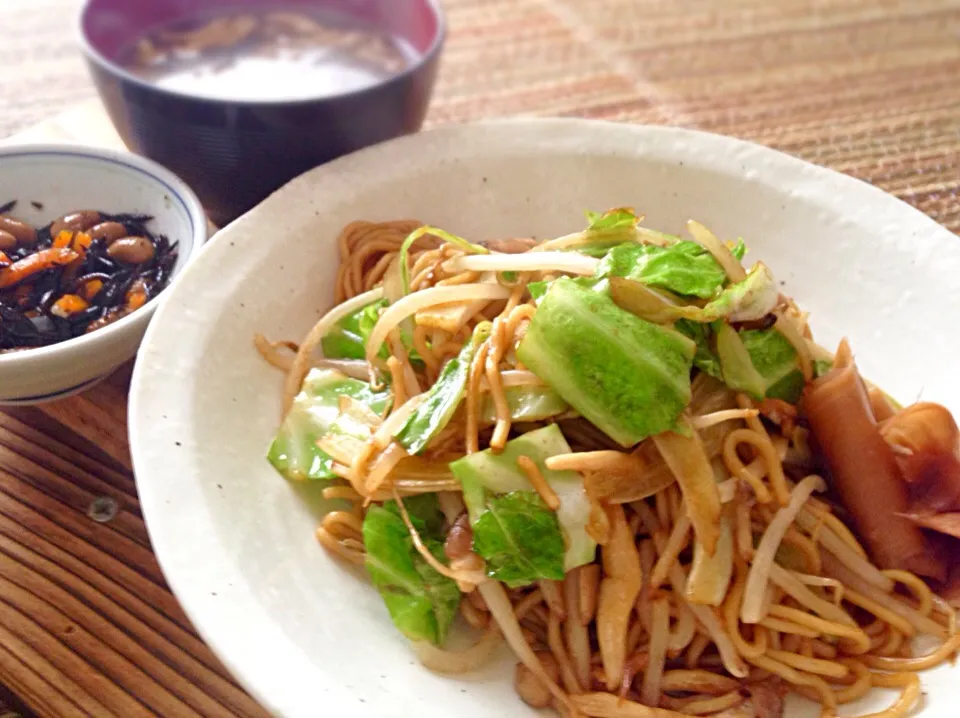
[122,9,416,101]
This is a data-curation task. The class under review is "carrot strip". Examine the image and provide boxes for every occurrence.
[50,294,90,318]
[52,230,74,249]
[0,248,80,289]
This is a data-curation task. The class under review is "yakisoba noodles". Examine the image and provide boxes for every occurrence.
[262,210,960,717]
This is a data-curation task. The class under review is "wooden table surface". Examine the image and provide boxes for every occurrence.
[1,0,960,715]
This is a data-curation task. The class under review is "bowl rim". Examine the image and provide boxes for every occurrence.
[76,0,447,107]
[128,118,959,717]
[0,142,208,369]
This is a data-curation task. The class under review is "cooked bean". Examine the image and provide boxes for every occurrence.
[107,236,155,264]
[444,513,474,561]
[0,231,16,251]
[515,652,560,709]
[50,210,101,238]
[467,589,488,613]
[520,627,540,649]
[88,221,128,245]
[84,307,128,334]
[0,217,37,246]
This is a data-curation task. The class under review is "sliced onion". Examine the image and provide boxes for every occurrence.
[571,692,690,717]
[671,564,748,678]
[437,492,466,525]
[635,226,677,248]
[364,442,409,494]
[686,219,746,282]
[652,521,748,679]
[640,598,670,705]
[318,431,367,467]
[312,359,369,380]
[686,510,734,606]
[382,255,419,350]
[440,251,600,276]
[338,395,382,427]
[808,340,834,364]
[722,262,779,322]
[660,670,739,695]
[366,284,511,363]
[742,475,826,623]
[282,287,384,414]
[374,393,427,448]
[416,271,501,334]
[717,478,739,503]
[416,301,483,333]
[369,479,461,500]
[530,231,591,252]
[775,313,814,380]
[389,458,456,481]
[563,570,592,686]
[652,419,722,555]
[382,256,404,305]
[608,277,687,324]
[715,323,767,398]
[574,445,678,505]
[491,370,544,389]
[413,627,502,674]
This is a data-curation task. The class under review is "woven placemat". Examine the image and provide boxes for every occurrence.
[3,0,959,232]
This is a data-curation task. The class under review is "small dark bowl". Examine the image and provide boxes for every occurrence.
[79,0,445,226]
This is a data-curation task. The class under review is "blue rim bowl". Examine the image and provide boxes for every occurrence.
[0,143,207,404]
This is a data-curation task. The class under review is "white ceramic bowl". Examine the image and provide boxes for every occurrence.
[129,120,960,717]
[0,144,206,403]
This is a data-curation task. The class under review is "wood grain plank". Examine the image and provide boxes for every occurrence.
[0,572,203,718]
[0,640,86,718]
[0,410,140,509]
[0,476,267,714]
[0,480,192,633]
[0,599,152,717]
[0,468,160,583]
[36,365,133,471]
[0,448,147,547]
[0,519,256,715]
[0,513,237,685]
[0,622,110,717]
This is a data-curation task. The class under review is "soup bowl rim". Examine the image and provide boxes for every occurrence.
[76,0,448,106]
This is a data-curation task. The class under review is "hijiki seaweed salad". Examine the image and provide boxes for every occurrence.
[0,201,178,351]
[259,208,960,718]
